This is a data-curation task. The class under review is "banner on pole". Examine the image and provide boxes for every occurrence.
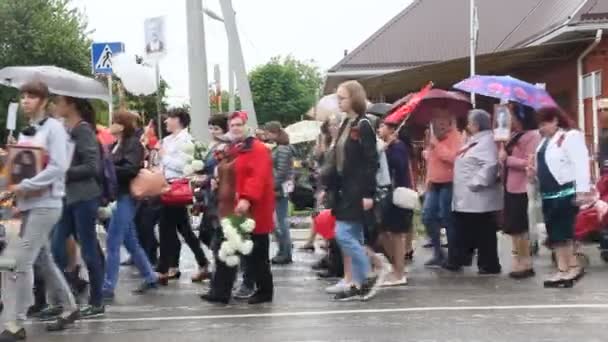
[145,17,167,60]
[6,103,18,131]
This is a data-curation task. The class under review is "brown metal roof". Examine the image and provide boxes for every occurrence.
[574,0,608,23]
[498,0,587,48]
[330,0,588,74]
[359,39,591,101]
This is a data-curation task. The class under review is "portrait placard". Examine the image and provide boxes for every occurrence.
[5,145,46,187]
[493,104,512,142]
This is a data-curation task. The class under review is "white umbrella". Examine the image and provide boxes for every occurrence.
[285,120,322,144]
[306,93,371,121]
[112,53,156,96]
[306,94,340,121]
[0,65,110,102]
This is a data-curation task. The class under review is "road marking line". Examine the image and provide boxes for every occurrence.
[77,303,608,324]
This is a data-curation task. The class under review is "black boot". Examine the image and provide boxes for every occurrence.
[46,310,80,332]
[0,328,26,342]
[200,292,230,305]
[247,292,273,305]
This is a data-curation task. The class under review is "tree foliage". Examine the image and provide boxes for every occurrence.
[0,0,91,141]
[249,56,322,125]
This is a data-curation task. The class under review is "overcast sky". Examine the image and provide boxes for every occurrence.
[72,0,411,106]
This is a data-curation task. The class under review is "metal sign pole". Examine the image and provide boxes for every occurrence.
[155,62,163,139]
[470,0,477,107]
[107,74,113,125]
[592,71,600,179]
[228,49,235,113]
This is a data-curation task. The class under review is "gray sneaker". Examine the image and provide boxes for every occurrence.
[233,284,256,299]
[79,305,105,319]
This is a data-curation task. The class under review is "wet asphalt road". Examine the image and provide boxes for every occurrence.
[15,234,608,342]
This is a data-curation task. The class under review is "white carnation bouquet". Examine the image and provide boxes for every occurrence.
[218,215,256,267]
[182,140,208,176]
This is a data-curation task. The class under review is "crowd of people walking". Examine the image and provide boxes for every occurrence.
[0,78,599,341]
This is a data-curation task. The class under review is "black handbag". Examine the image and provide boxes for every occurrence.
[373,185,393,227]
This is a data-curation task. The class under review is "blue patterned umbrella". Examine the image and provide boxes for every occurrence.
[454,75,557,110]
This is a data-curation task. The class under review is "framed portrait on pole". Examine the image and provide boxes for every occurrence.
[493,104,512,142]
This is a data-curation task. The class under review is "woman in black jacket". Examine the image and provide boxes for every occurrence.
[323,80,381,301]
[51,96,106,318]
[102,111,158,302]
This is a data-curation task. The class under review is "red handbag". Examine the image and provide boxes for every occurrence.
[160,178,193,206]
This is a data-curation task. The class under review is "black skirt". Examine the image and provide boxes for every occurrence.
[502,192,529,235]
[382,203,414,233]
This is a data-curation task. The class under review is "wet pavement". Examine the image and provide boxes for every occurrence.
[15,233,608,341]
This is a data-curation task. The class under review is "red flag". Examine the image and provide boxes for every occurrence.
[385,82,433,125]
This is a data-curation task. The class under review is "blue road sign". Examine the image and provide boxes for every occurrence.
[91,42,125,74]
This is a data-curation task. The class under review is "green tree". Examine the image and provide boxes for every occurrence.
[249,56,322,125]
[0,0,92,141]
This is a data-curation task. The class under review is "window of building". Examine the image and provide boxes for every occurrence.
[583,71,602,99]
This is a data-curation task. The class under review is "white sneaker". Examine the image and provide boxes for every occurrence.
[325,279,351,294]
[381,276,408,287]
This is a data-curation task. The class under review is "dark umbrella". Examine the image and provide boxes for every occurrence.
[366,103,393,117]
[387,88,472,126]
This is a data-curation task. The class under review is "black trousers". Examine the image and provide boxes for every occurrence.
[327,239,344,277]
[157,205,208,274]
[452,211,501,272]
[210,234,274,300]
[33,263,47,308]
[135,200,161,265]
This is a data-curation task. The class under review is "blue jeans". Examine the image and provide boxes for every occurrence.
[422,183,454,261]
[52,198,104,306]
[273,197,292,259]
[335,220,370,285]
[103,194,157,294]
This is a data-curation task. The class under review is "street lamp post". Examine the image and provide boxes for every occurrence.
[218,0,257,128]
[186,0,211,142]
[470,0,478,107]
[202,8,235,113]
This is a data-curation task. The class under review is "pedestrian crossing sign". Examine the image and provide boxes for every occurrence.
[91,42,125,74]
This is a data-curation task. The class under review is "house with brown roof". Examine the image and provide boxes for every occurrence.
[326,0,608,150]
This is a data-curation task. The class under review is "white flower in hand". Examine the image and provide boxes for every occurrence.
[220,218,232,228]
[225,255,240,267]
[218,245,229,262]
[183,164,195,176]
[219,241,235,258]
[240,219,256,233]
[239,240,254,255]
[191,160,204,172]
[194,141,206,150]
[181,141,195,154]
[227,234,243,251]
[222,225,239,241]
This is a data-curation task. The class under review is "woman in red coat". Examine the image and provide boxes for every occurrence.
[201,111,275,305]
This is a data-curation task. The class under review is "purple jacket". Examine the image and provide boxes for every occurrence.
[504,130,541,194]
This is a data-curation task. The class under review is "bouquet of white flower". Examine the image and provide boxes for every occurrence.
[182,140,208,176]
[218,215,256,267]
